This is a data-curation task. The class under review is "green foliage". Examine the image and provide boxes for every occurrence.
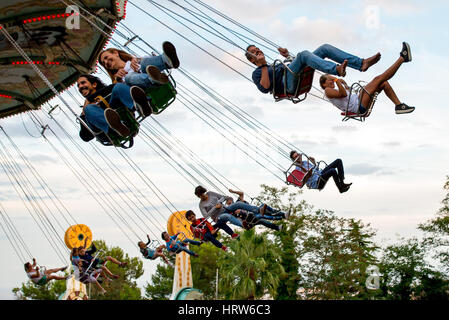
[191,242,220,299]
[419,176,449,273]
[13,273,67,300]
[297,210,379,299]
[257,184,305,299]
[259,185,380,300]
[218,229,284,300]
[144,258,175,300]
[378,237,449,300]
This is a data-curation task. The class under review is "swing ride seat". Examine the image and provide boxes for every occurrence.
[341,82,379,122]
[286,168,313,188]
[143,77,177,115]
[97,106,140,149]
[272,58,315,103]
[284,153,316,189]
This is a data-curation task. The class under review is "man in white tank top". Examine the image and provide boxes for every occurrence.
[320,42,415,116]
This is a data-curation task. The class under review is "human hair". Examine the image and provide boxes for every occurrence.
[78,74,107,91]
[194,185,207,197]
[245,44,256,62]
[290,150,298,160]
[24,262,30,271]
[319,74,330,89]
[98,48,135,83]
[161,232,167,240]
[185,210,195,219]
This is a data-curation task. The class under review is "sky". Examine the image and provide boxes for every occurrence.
[0,0,448,299]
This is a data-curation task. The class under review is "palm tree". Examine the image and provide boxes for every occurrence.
[218,229,284,299]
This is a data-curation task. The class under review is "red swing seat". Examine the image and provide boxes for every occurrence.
[271,57,315,103]
[341,83,379,122]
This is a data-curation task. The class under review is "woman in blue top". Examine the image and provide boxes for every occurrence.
[290,151,352,193]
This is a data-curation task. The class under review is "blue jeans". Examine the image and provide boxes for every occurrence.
[171,239,200,256]
[225,202,285,217]
[318,159,345,190]
[125,54,170,88]
[255,219,280,231]
[214,219,235,236]
[286,44,364,93]
[217,213,243,228]
[253,213,284,221]
[203,232,223,248]
[84,83,134,133]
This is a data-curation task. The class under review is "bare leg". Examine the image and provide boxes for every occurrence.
[381,81,401,105]
[105,256,121,265]
[99,269,112,282]
[360,56,404,107]
[45,267,65,274]
[101,265,119,279]
[47,275,66,281]
[361,52,381,72]
[93,280,106,294]
[156,252,170,265]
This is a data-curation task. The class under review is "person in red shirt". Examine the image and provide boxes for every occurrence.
[186,210,234,252]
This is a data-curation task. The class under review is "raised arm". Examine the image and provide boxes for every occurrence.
[83,236,89,249]
[254,52,271,90]
[277,47,290,58]
[324,78,348,99]
[229,189,244,201]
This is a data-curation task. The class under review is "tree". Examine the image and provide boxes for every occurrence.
[378,237,449,300]
[13,274,66,300]
[419,176,449,273]
[191,242,220,299]
[13,239,144,300]
[257,184,307,300]
[257,185,379,300]
[296,210,379,299]
[144,261,174,300]
[218,228,284,300]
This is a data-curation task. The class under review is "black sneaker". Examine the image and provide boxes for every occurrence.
[104,108,131,137]
[400,42,412,62]
[146,65,169,85]
[162,41,180,69]
[339,184,351,193]
[130,86,152,117]
[395,103,415,114]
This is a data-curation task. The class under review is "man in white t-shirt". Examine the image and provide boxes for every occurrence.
[24,258,67,286]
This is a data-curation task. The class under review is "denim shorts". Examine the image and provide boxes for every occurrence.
[358,104,367,114]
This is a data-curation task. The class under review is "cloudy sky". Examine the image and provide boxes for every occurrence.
[1,0,448,299]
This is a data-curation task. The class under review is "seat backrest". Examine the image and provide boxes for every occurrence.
[146,82,177,114]
[287,169,307,188]
[295,66,314,96]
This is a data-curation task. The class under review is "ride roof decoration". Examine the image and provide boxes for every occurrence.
[0,0,127,119]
